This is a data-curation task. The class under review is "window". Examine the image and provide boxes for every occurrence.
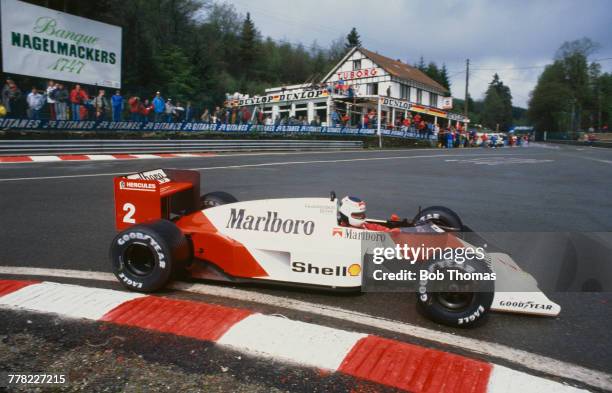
[430,93,438,108]
[416,89,423,104]
[400,84,410,100]
[366,83,378,95]
[353,59,361,70]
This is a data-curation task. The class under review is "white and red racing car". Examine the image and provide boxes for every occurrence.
[109,168,560,327]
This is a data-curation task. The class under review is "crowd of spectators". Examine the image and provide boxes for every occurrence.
[0,77,531,148]
[1,78,199,124]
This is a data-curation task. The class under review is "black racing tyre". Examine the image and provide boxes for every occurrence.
[414,206,463,231]
[416,258,494,328]
[199,191,238,209]
[110,219,190,293]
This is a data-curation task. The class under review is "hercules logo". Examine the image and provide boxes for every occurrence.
[226,208,315,235]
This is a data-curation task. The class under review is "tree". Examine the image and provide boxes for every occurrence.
[345,27,361,49]
[439,64,451,94]
[416,56,426,72]
[528,38,606,132]
[482,74,513,131]
[238,12,259,79]
[154,46,197,101]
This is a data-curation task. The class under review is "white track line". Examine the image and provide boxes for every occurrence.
[0,266,609,391]
[0,152,521,182]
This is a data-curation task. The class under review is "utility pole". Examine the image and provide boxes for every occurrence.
[464,58,470,118]
[598,83,602,132]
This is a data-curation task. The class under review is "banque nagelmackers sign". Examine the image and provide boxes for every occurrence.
[1,0,122,87]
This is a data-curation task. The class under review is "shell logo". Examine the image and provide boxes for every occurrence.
[348,264,361,276]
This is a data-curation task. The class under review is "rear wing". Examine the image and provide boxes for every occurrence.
[113,169,200,231]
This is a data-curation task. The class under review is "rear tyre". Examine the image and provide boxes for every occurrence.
[199,191,238,209]
[416,258,494,327]
[110,219,190,293]
[414,206,463,231]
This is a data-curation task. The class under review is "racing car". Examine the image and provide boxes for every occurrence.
[109,168,560,327]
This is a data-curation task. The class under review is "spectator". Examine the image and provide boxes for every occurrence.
[2,79,23,118]
[128,96,141,122]
[46,80,57,120]
[185,101,194,122]
[152,92,165,122]
[69,84,87,121]
[26,87,45,120]
[200,108,210,123]
[92,89,109,120]
[54,84,68,120]
[241,106,251,124]
[111,91,124,122]
[140,99,152,123]
[165,99,175,122]
[341,112,350,126]
[418,120,426,137]
[174,101,185,122]
[214,106,223,125]
[402,117,410,129]
[331,109,340,126]
[446,129,453,148]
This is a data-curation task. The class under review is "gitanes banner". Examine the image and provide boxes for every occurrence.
[0,118,437,141]
[1,0,122,87]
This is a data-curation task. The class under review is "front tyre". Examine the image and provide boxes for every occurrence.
[414,206,463,231]
[110,219,190,293]
[416,258,494,327]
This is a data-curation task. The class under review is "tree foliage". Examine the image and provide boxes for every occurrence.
[482,73,513,131]
[528,37,611,132]
[345,27,361,49]
[12,0,350,110]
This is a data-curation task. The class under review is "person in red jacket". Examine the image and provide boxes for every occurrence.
[69,84,88,121]
[128,96,141,122]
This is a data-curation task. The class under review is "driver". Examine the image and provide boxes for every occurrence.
[338,196,395,232]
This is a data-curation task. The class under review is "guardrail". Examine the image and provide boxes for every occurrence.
[0,139,364,156]
[546,139,612,148]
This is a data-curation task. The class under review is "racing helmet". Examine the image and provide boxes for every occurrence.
[339,196,367,227]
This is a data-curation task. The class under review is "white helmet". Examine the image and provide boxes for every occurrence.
[339,196,367,227]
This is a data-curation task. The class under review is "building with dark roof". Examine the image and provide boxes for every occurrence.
[232,47,468,129]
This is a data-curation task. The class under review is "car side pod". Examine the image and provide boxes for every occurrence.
[489,252,561,316]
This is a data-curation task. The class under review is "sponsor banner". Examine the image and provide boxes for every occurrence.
[409,104,447,118]
[441,97,453,110]
[0,118,436,140]
[231,89,330,107]
[336,67,380,81]
[380,97,411,110]
[447,112,470,122]
[1,0,122,87]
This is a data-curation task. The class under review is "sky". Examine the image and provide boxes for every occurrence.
[224,0,612,108]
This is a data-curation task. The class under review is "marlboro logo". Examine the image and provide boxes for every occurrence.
[226,208,315,236]
[332,228,343,237]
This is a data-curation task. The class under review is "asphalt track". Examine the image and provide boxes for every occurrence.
[0,144,611,378]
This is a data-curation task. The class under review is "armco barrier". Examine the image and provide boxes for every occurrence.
[0,139,364,156]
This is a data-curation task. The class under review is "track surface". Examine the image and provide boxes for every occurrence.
[1,145,611,375]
